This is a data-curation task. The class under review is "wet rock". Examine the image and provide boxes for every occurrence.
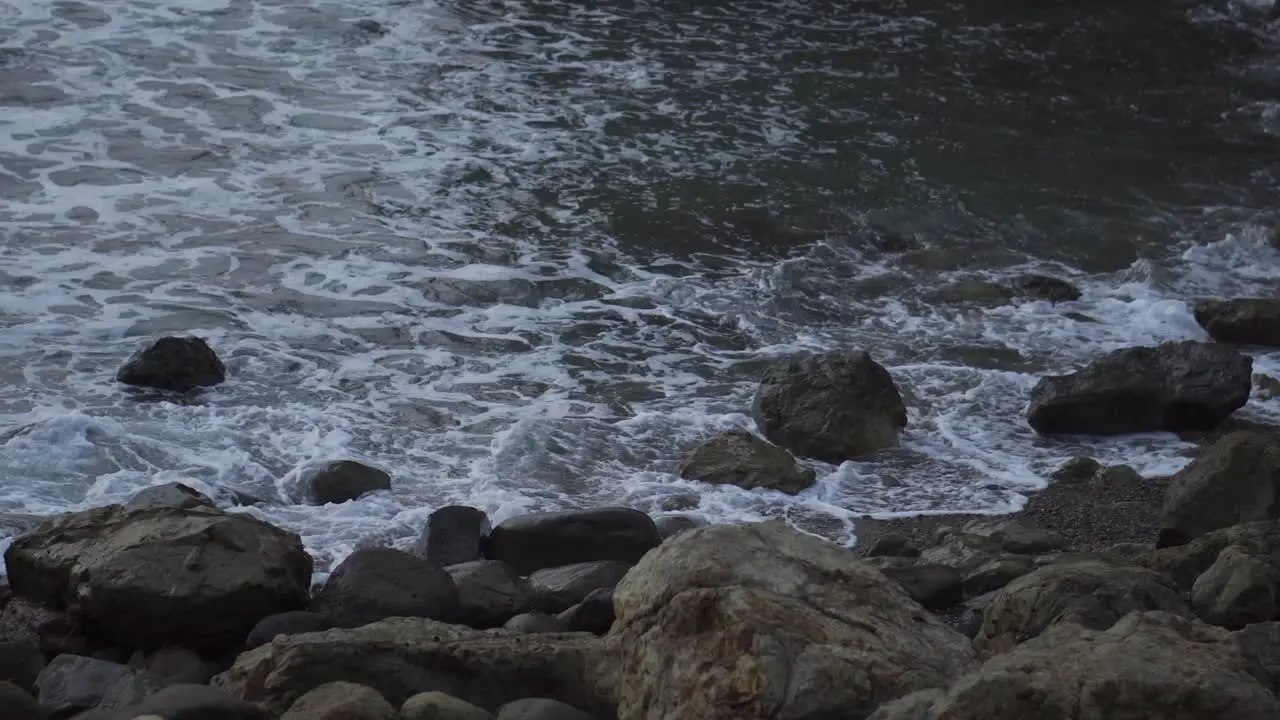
[1159,431,1280,547]
[529,561,631,614]
[210,618,605,716]
[311,548,459,628]
[1026,340,1252,435]
[484,508,660,575]
[502,613,567,634]
[865,532,920,558]
[659,494,699,512]
[401,692,493,720]
[117,683,272,720]
[607,521,972,720]
[1194,298,1280,346]
[116,336,226,392]
[652,515,701,541]
[413,506,491,567]
[1256,373,1280,399]
[878,565,964,610]
[868,612,1280,720]
[0,639,45,692]
[0,680,45,720]
[751,350,907,463]
[4,504,312,653]
[244,611,337,650]
[445,560,535,629]
[556,589,614,635]
[962,517,1064,554]
[0,599,87,657]
[1190,545,1280,630]
[302,460,391,505]
[974,559,1191,654]
[1012,274,1081,303]
[495,698,593,720]
[35,654,170,717]
[281,681,397,720]
[126,482,215,511]
[676,429,816,495]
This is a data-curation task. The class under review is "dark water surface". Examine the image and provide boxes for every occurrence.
[0,0,1278,568]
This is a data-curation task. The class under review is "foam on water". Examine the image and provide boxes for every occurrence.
[1,0,1279,569]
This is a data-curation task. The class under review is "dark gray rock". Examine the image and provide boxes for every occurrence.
[126,483,215,511]
[751,351,907,462]
[1013,275,1081,303]
[35,654,170,717]
[280,681,397,720]
[0,599,87,657]
[1027,340,1252,435]
[311,548,459,627]
[413,506,491,567]
[676,429,816,495]
[0,680,45,720]
[4,505,312,654]
[495,698,594,720]
[0,639,44,692]
[484,508,660,575]
[116,337,225,392]
[501,613,568,634]
[245,611,337,650]
[445,560,535,629]
[1159,431,1280,547]
[878,564,964,611]
[962,518,1064,555]
[131,647,215,685]
[556,588,614,635]
[118,683,273,720]
[961,555,1036,598]
[957,591,998,639]
[401,691,494,720]
[303,461,391,505]
[1195,298,1280,346]
[1190,546,1280,630]
[652,515,701,541]
[529,561,632,614]
[866,533,920,558]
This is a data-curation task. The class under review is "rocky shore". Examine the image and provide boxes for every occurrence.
[0,292,1277,719]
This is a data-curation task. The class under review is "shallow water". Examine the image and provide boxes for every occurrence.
[1,0,1279,570]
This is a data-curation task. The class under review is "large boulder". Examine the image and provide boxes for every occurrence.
[210,617,608,716]
[302,460,391,505]
[676,430,816,495]
[115,336,226,392]
[484,509,660,576]
[4,505,311,653]
[1195,298,1280,346]
[1158,431,1280,547]
[868,612,1280,720]
[751,351,907,462]
[414,506,491,567]
[1190,545,1280,630]
[311,548,459,628]
[1026,340,1252,435]
[445,561,535,629]
[605,521,973,720]
[974,559,1191,654]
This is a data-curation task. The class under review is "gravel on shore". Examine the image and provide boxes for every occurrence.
[853,458,1170,557]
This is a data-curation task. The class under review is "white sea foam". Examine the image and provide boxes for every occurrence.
[0,0,1277,570]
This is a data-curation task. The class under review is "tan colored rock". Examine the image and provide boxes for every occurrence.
[868,612,1280,720]
[1159,431,1280,547]
[677,429,816,494]
[607,521,973,720]
[975,559,1190,654]
[281,681,396,720]
[401,691,494,720]
[210,617,606,716]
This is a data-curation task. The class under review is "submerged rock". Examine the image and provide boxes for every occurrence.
[116,336,226,392]
[1012,274,1081,303]
[1026,340,1252,435]
[606,521,973,720]
[1194,298,1280,346]
[677,429,816,495]
[4,504,311,653]
[302,460,391,505]
[752,351,907,463]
